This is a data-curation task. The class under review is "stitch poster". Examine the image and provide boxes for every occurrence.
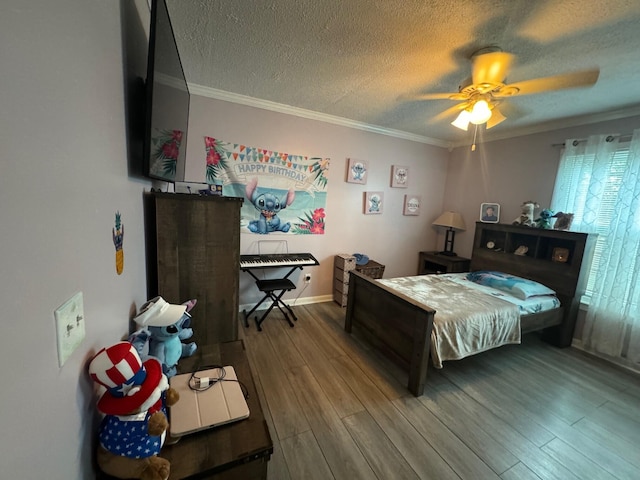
[204,136,329,235]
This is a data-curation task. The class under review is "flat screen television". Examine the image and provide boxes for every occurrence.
[143,0,190,182]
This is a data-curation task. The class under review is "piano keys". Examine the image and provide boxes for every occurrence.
[240,253,319,269]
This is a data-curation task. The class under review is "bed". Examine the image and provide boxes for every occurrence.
[344,222,595,396]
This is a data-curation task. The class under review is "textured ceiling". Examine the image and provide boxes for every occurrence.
[165,0,640,146]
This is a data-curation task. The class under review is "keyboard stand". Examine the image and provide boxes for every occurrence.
[244,278,297,331]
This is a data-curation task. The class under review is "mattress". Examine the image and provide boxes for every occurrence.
[377,273,560,368]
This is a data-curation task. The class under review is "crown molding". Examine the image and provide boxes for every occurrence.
[187,83,450,148]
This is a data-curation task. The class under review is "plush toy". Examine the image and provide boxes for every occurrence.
[535,209,554,229]
[89,341,179,480]
[512,201,539,227]
[130,296,197,378]
[553,211,574,230]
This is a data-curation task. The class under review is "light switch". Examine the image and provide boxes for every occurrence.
[54,292,86,367]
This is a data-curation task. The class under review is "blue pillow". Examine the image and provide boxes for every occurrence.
[466,271,556,300]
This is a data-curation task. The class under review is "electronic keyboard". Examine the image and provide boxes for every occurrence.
[240,253,319,269]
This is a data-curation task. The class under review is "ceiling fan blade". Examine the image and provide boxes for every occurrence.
[472,52,514,85]
[496,68,599,97]
[486,105,507,129]
[402,92,462,101]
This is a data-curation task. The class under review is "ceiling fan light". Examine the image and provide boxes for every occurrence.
[469,100,492,124]
[451,110,471,130]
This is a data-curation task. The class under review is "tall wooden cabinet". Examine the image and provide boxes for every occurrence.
[144,192,243,346]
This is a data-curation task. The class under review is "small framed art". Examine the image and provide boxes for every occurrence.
[364,191,384,214]
[346,158,368,184]
[391,165,409,188]
[480,203,500,223]
[403,194,421,215]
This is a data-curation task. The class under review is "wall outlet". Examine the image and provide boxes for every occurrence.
[304,274,312,284]
[54,292,86,367]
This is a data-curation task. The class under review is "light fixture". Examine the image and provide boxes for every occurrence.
[469,99,492,124]
[432,211,466,256]
[451,99,494,131]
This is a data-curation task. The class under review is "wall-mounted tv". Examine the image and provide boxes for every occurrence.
[143,0,190,182]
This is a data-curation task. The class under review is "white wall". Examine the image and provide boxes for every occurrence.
[444,115,640,258]
[0,1,151,478]
[184,96,450,304]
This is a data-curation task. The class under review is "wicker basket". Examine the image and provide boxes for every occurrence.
[355,260,385,279]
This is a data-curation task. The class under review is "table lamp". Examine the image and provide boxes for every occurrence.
[432,211,466,256]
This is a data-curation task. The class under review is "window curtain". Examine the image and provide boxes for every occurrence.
[551,130,640,367]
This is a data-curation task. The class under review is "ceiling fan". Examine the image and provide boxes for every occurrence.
[413,47,600,131]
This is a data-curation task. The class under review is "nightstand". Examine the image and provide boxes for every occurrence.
[418,251,470,275]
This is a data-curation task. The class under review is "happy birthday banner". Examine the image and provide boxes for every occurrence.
[203,136,329,235]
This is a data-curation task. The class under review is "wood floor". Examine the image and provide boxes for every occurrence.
[238,301,640,480]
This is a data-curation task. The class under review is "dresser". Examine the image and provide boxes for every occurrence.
[144,192,243,344]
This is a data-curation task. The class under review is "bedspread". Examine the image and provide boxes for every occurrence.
[378,275,521,368]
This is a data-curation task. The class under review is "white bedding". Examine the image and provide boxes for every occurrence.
[377,274,557,368]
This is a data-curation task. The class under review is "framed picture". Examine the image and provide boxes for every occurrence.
[403,194,421,216]
[480,203,500,223]
[346,158,368,184]
[364,191,384,214]
[391,165,409,188]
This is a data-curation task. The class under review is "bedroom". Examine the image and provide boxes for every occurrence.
[1,1,639,479]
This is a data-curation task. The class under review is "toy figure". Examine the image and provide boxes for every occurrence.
[535,209,554,229]
[513,201,539,226]
[245,178,295,234]
[553,211,574,230]
[89,341,179,480]
[130,297,197,378]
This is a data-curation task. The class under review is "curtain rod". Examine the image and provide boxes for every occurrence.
[551,133,633,148]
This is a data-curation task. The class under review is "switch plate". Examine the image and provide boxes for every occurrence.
[54,292,85,367]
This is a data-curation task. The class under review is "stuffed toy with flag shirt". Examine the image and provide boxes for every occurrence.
[89,341,179,480]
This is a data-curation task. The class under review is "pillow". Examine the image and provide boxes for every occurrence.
[466,271,556,300]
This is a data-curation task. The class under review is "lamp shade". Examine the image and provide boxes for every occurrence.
[469,100,492,125]
[432,211,466,231]
[451,110,471,131]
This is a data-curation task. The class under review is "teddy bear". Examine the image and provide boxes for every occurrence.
[89,341,180,480]
[130,296,197,378]
[512,201,539,226]
[553,211,574,230]
[535,208,554,229]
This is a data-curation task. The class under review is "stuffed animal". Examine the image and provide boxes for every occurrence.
[553,211,574,230]
[89,341,180,480]
[130,297,197,378]
[535,209,554,229]
[513,201,539,227]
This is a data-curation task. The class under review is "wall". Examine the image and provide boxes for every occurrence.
[0,1,152,478]
[185,96,450,305]
[444,115,640,258]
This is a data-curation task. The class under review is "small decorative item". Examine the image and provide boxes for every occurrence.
[552,247,570,263]
[514,245,529,256]
[486,241,495,249]
[403,194,421,215]
[553,212,574,230]
[480,203,500,223]
[364,191,384,214]
[513,200,539,226]
[535,209,554,229]
[112,211,124,275]
[391,165,409,188]
[347,158,368,184]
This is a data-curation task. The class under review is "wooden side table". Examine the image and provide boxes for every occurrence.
[418,251,470,275]
[98,340,272,480]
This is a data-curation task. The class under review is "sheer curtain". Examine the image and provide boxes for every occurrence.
[551,130,640,368]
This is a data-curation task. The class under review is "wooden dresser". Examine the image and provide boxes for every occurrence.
[144,192,243,344]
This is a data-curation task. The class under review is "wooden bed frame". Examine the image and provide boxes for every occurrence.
[344,222,595,396]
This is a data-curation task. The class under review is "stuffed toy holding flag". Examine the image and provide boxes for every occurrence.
[89,341,179,480]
